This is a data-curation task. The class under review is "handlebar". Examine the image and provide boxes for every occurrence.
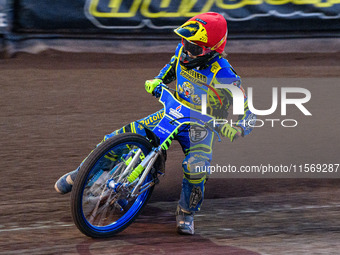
[153,83,171,98]
[152,83,243,142]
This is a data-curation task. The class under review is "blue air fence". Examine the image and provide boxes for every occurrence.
[7,0,340,39]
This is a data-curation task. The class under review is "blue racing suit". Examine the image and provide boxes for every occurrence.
[104,44,256,212]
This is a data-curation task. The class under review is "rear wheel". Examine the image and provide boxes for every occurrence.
[71,133,156,238]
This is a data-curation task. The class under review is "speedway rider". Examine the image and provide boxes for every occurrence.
[55,12,256,235]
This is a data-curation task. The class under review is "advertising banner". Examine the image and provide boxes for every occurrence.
[11,0,340,37]
[0,0,7,35]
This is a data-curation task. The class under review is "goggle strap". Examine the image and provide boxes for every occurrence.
[211,30,228,51]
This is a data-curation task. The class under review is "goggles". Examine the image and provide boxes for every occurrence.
[182,39,212,57]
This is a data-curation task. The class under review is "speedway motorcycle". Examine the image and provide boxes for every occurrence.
[71,84,221,237]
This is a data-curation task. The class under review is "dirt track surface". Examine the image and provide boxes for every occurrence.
[0,51,340,254]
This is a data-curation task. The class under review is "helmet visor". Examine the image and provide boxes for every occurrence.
[174,21,208,43]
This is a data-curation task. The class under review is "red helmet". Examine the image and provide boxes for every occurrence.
[174,12,228,54]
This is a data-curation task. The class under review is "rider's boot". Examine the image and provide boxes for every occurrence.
[54,148,125,195]
[54,167,79,194]
[175,205,195,235]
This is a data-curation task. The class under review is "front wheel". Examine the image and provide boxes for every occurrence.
[71,133,156,238]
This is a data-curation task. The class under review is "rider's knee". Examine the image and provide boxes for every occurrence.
[182,154,209,183]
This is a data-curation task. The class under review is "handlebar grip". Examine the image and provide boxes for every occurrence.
[153,84,169,98]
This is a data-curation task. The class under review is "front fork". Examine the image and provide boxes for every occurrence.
[127,128,179,197]
[129,146,163,197]
[108,146,163,198]
[109,127,178,198]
